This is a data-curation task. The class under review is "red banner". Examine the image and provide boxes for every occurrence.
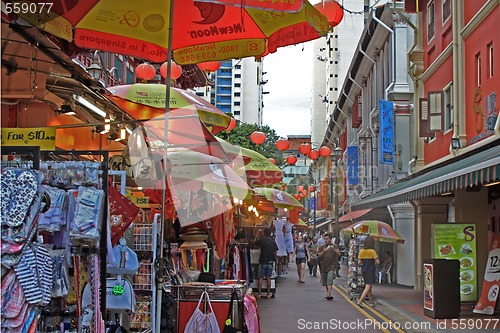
[473,236,500,315]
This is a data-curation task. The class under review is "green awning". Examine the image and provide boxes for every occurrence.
[352,143,500,209]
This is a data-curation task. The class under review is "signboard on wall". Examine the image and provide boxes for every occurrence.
[379,100,394,165]
[347,146,359,187]
[1,127,56,150]
[433,223,477,302]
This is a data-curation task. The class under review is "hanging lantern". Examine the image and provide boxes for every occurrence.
[299,143,312,155]
[136,62,156,80]
[276,139,290,151]
[160,61,182,80]
[250,131,266,145]
[319,146,332,157]
[308,149,319,160]
[197,61,221,72]
[268,158,276,164]
[294,193,300,200]
[226,118,237,132]
[302,190,308,196]
[309,186,316,192]
[298,185,304,192]
[314,0,344,28]
[299,192,306,198]
[286,155,297,165]
[281,184,287,190]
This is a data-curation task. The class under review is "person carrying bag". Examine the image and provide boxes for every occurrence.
[184,291,219,333]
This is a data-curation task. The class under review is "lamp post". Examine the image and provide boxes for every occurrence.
[86,50,120,87]
[330,147,342,242]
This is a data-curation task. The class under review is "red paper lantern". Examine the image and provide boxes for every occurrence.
[226,118,237,131]
[268,158,276,164]
[276,139,290,151]
[314,0,344,28]
[319,146,332,157]
[136,63,156,80]
[302,190,308,196]
[160,61,182,80]
[297,185,304,192]
[309,186,316,192]
[299,192,306,198]
[299,143,312,155]
[197,61,221,72]
[293,193,300,200]
[308,149,319,160]
[286,155,297,165]
[250,131,266,145]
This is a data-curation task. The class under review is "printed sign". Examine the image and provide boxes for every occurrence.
[1,127,56,150]
[474,236,500,315]
[379,100,394,165]
[125,191,150,208]
[433,224,477,302]
[424,263,434,311]
[347,146,359,186]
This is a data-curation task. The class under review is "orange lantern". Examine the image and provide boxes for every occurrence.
[314,0,344,28]
[299,143,312,155]
[276,139,290,151]
[268,158,276,164]
[299,192,306,198]
[308,149,319,160]
[250,131,266,145]
[294,193,300,200]
[298,185,304,192]
[309,185,315,192]
[319,146,332,157]
[286,155,297,165]
[302,190,308,196]
[160,61,182,79]
[197,61,221,72]
[226,118,237,131]
[136,63,156,80]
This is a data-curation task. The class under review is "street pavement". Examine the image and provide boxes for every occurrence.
[257,265,399,333]
[256,264,500,333]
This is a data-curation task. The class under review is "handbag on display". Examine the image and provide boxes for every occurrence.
[183,291,219,333]
[82,277,136,314]
[107,238,139,275]
[222,290,248,333]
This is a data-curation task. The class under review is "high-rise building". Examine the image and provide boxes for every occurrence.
[194,58,264,125]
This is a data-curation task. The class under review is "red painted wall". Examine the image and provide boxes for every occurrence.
[464,0,489,25]
[422,0,453,67]
[464,6,500,146]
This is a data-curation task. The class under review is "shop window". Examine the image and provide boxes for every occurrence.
[427,1,435,42]
[443,83,454,131]
[488,42,494,79]
[442,0,451,25]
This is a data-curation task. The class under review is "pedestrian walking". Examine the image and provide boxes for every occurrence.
[317,232,340,300]
[293,235,308,283]
[357,235,380,307]
[255,228,278,299]
[307,237,319,276]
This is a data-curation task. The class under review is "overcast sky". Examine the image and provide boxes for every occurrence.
[262,42,314,138]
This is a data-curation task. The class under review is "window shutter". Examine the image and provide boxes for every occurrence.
[428,91,444,132]
[419,98,434,137]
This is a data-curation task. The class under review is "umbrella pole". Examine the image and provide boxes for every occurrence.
[157,0,175,331]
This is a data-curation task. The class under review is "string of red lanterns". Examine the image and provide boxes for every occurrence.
[298,143,312,155]
[314,0,344,28]
[197,61,221,72]
[286,155,297,165]
[319,146,332,157]
[308,149,319,160]
[160,61,182,80]
[135,63,156,81]
[226,118,237,132]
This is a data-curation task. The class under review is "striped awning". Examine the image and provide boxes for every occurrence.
[339,208,372,222]
[352,143,500,210]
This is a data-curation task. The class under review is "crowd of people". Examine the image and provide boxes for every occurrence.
[252,221,392,305]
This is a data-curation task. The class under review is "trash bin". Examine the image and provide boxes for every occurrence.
[423,259,460,319]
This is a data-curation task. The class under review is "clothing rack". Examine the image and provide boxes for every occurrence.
[1,146,41,170]
[40,149,109,316]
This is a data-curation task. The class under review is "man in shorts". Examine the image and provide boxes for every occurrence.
[317,232,340,300]
[255,228,278,298]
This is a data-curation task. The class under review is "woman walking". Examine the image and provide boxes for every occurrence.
[294,235,308,283]
[307,237,319,276]
[357,235,379,307]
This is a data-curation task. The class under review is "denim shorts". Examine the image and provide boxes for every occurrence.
[259,263,274,278]
[296,257,307,265]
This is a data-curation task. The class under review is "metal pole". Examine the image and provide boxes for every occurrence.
[334,159,340,243]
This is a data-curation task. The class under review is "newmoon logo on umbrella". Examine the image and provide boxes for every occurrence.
[276,192,285,202]
[209,164,227,179]
[381,227,389,236]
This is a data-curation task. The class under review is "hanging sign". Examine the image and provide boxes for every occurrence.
[347,146,359,186]
[1,127,56,150]
[473,236,500,315]
[379,100,394,165]
[433,223,477,302]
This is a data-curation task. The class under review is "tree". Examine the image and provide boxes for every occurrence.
[217,122,284,164]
